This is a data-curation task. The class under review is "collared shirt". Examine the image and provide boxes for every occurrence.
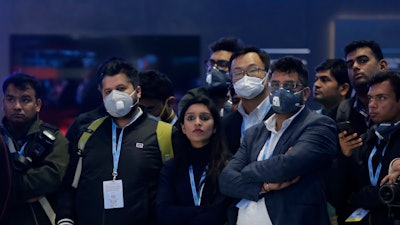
[237,96,271,131]
[258,105,305,161]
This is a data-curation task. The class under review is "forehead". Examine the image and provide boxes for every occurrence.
[231,52,263,68]
[346,47,375,60]
[101,73,131,89]
[210,50,233,61]
[185,103,211,114]
[368,80,393,95]
[271,70,300,82]
[316,70,335,79]
[5,84,36,97]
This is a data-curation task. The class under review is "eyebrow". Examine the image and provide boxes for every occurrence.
[232,63,258,70]
[316,74,333,79]
[346,55,368,62]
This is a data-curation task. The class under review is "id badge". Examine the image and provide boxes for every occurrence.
[103,180,124,209]
[345,208,369,222]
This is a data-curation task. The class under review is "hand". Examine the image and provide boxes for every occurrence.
[381,160,400,185]
[338,131,362,157]
[286,146,293,154]
[261,147,298,191]
[262,176,300,192]
[381,171,400,185]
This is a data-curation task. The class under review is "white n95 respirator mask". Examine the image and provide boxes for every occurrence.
[103,90,137,117]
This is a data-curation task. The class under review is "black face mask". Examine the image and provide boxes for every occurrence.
[270,88,303,114]
[205,67,231,91]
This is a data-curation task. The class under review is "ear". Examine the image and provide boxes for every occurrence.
[166,96,175,107]
[35,98,42,113]
[302,87,311,102]
[339,83,351,97]
[135,85,142,99]
[379,59,388,71]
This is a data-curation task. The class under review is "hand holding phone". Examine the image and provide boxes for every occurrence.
[336,121,355,135]
[337,121,362,157]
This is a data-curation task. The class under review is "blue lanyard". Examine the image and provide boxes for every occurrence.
[111,116,138,180]
[188,165,208,206]
[261,137,272,160]
[368,140,388,186]
[240,120,245,143]
[4,134,27,155]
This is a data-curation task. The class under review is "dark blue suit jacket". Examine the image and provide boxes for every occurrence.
[219,107,337,225]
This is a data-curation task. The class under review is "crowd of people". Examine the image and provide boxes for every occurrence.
[1,37,400,225]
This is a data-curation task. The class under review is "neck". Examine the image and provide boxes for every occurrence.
[275,114,291,131]
[356,94,369,109]
[322,100,341,112]
[162,110,175,123]
[114,107,139,128]
[354,85,369,107]
[190,140,209,149]
[5,119,34,140]
[241,91,268,114]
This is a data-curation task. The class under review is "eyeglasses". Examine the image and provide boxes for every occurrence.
[345,55,370,69]
[204,59,229,70]
[268,81,302,92]
[231,66,266,81]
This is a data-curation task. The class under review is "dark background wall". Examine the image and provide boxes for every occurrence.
[1,0,400,125]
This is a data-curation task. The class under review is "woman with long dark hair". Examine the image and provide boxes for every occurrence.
[156,95,231,225]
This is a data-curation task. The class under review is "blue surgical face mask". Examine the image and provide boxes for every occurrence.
[269,88,303,114]
[374,121,400,140]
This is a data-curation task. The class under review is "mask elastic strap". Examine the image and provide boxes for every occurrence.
[294,88,305,107]
[160,98,174,123]
[130,90,139,108]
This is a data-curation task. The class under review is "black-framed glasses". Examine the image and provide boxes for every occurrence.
[204,59,229,70]
[268,81,302,92]
[346,55,370,69]
[231,66,266,80]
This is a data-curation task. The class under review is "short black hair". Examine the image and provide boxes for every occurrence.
[270,56,309,87]
[2,72,42,99]
[344,40,384,61]
[139,70,174,102]
[369,70,400,101]
[97,57,139,88]
[208,37,243,53]
[315,58,352,98]
[229,45,271,71]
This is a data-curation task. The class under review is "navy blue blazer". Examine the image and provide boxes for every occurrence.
[219,107,337,225]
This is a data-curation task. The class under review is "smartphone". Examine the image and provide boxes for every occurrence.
[336,121,355,135]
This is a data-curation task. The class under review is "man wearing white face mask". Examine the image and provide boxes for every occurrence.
[221,46,274,154]
[56,57,173,225]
